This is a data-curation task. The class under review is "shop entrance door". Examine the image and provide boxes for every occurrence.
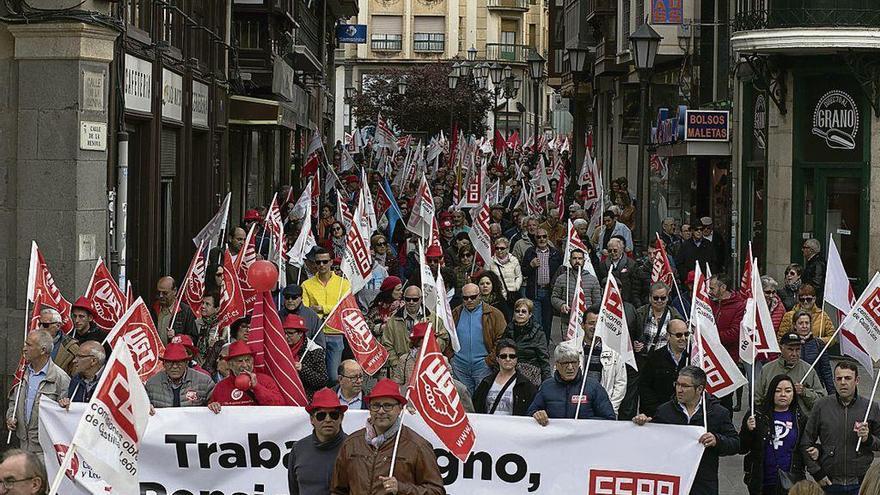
[812,170,866,290]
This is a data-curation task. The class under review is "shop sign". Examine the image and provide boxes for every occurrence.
[753,94,766,151]
[79,121,107,151]
[124,54,152,114]
[336,24,367,43]
[652,0,682,24]
[651,105,686,145]
[162,68,184,123]
[812,90,858,150]
[192,80,210,129]
[684,110,729,142]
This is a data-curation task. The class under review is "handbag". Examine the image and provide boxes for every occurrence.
[776,468,797,492]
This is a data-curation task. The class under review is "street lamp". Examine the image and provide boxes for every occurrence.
[345,85,357,133]
[629,22,662,248]
[448,68,460,134]
[468,45,477,62]
[566,42,590,183]
[527,50,545,147]
[398,78,408,95]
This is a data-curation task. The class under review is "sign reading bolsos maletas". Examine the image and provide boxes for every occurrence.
[652,105,730,145]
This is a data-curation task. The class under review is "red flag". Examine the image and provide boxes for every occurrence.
[27,242,73,333]
[493,129,506,155]
[739,242,754,298]
[249,291,309,406]
[467,202,493,267]
[105,297,166,382]
[552,166,566,219]
[374,181,392,220]
[84,258,127,331]
[176,242,207,317]
[507,129,521,150]
[324,292,390,375]
[651,234,676,287]
[126,281,134,308]
[303,153,320,177]
[234,225,258,314]
[407,325,475,461]
[217,250,246,329]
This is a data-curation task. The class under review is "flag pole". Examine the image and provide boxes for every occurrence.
[750,321,756,416]
[575,332,598,419]
[856,369,880,451]
[7,294,32,444]
[48,443,78,495]
[799,324,842,385]
[389,322,433,477]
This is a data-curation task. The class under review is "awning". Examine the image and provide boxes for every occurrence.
[228,95,296,130]
[654,141,731,158]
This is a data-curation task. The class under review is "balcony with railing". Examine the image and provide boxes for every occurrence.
[594,37,624,76]
[731,1,880,54]
[486,43,530,64]
[487,0,530,12]
[585,0,615,22]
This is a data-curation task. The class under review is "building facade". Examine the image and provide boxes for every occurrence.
[333,0,549,140]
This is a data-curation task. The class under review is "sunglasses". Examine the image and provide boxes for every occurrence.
[495,245,507,250]
[313,411,341,421]
[536,235,548,239]
[498,353,517,360]
[514,308,530,314]
[404,296,420,302]
[316,259,331,265]
[799,296,815,302]
[462,294,479,301]
[652,296,668,301]
[284,294,300,300]
[374,241,387,246]
[38,322,57,328]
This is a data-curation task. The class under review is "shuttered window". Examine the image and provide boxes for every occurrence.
[160,129,178,178]
[371,15,403,51]
[413,16,445,52]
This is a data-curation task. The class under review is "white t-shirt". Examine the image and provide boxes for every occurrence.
[486,378,516,415]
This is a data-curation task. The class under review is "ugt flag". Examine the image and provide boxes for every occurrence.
[324,292,389,376]
[105,297,166,382]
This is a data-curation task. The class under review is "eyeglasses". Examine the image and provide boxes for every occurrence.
[462,294,479,301]
[38,322,57,328]
[671,332,691,338]
[404,296,420,302]
[369,402,399,412]
[514,309,530,314]
[763,290,775,295]
[674,382,697,389]
[460,253,473,258]
[342,373,364,381]
[313,411,341,421]
[284,294,300,300]
[316,259,331,265]
[0,477,36,490]
[557,360,579,368]
[652,296,668,302]
[498,353,517,360]
[333,226,343,231]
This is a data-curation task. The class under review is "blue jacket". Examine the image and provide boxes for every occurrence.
[66,368,104,403]
[527,371,616,420]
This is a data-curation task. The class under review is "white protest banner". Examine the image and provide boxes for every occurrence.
[41,403,704,495]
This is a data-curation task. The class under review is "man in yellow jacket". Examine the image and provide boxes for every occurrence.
[301,247,351,386]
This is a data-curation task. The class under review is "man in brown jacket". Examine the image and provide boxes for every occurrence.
[38,308,78,376]
[330,379,444,495]
[451,283,507,395]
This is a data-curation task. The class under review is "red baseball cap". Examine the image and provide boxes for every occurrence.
[226,340,254,359]
[244,209,261,222]
[365,378,407,406]
[71,296,94,315]
[426,245,443,258]
[161,343,190,362]
[170,334,198,356]
[305,387,348,414]
[282,314,308,331]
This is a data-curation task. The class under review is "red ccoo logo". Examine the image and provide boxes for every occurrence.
[589,469,680,495]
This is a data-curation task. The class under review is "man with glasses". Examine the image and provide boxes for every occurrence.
[331,378,444,495]
[280,284,325,348]
[145,343,216,408]
[6,330,70,455]
[599,238,644,307]
[452,283,507,395]
[754,332,826,415]
[529,342,615,424]
[675,222,712,282]
[289,388,349,495]
[639,318,690,416]
[301,247,351,385]
[36,308,78,376]
[522,229,562,341]
[58,341,105,405]
[382,286,450,374]
[633,366,739,495]
[0,448,48,495]
[334,360,369,410]
[152,276,198,346]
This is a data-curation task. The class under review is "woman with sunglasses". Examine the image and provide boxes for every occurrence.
[488,237,523,303]
[739,374,806,494]
[777,263,803,311]
[328,221,347,260]
[473,339,537,416]
[776,284,834,345]
[501,299,551,384]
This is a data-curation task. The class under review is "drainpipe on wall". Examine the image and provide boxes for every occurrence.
[116,131,129,289]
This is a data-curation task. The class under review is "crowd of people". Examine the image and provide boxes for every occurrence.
[3,135,880,495]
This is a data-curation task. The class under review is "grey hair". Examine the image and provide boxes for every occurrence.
[804,238,821,253]
[678,365,707,389]
[554,342,581,363]
[650,282,670,294]
[80,342,106,366]
[608,237,625,250]
[40,308,62,324]
[761,275,779,291]
[572,218,588,229]
[0,449,47,495]
[30,329,54,355]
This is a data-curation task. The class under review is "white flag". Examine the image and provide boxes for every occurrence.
[467,202,493,266]
[825,235,873,376]
[405,175,435,240]
[340,199,373,293]
[594,275,637,370]
[192,192,230,248]
[435,270,460,353]
[358,168,378,235]
[58,340,151,494]
[289,179,313,221]
[565,266,587,345]
[840,272,880,361]
[287,203,317,268]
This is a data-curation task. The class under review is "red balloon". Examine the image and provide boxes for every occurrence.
[248,260,278,292]
[234,374,252,391]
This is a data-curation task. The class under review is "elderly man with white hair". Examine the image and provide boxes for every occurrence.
[598,237,644,306]
[37,307,79,376]
[527,342,616,424]
[6,329,70,454]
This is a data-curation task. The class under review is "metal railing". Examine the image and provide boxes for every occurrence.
[486,43,530,63]
[733,7,880,31]
[487,0,530,10]
[413,33,445,52]
[371,34,402,51]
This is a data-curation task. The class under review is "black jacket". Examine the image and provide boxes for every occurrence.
[521,246,563,298]
[473,371,537,416]
[598,256,644,306]
[801,394,880,484]
[502,318,552,381]
[638,346,688,416]
[652,397,740,495]
[675,239,714,282]
[802,254,825,298]
[739,406,806,494]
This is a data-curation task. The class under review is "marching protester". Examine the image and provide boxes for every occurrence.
[58,341,105,405]
[280,285,326,348]
[70,297,108,346]
[550,248,601,319]
[754,332,826,415]
[579,304,627,415]
[145,343,216,408]
[37,308,78,376]
[639,318,690,416]
[487,237,522,303]
[382,286,449,372]
[0,449,48,495]
[529,342,615,424]
[599,238,643,306]
[335,360,369,410]
[289,388,349,495]
[283,314,328,399]
[452,283,507,395]
[801,360,880,493]
[632,366,740,495]
[6,330,70,455]
[739,374,806,495]
[301,248,352,385]
[521,229,561,341]
[208,341,285,410]
[365,276,404,338]
[330,379,445,494]
[790,310,834,394]
[777,284,835,345]
[153,276,199,345]
[473,339,537,416]
[502,298,551,384]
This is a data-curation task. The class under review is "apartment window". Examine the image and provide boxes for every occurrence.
[371,15,403,51]
[414,17,445,52]
[236,20,262,50]
[160,7,179,48]
[528,23,536,48]
[620,0,631,52]
[127,0,152,34]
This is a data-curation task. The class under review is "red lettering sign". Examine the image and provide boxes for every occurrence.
[590,469,680,495]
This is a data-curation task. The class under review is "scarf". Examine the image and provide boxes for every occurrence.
[365,416,402,449]
[495,253,511,264]
[289,335,306,364]
[785,279,802,293]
